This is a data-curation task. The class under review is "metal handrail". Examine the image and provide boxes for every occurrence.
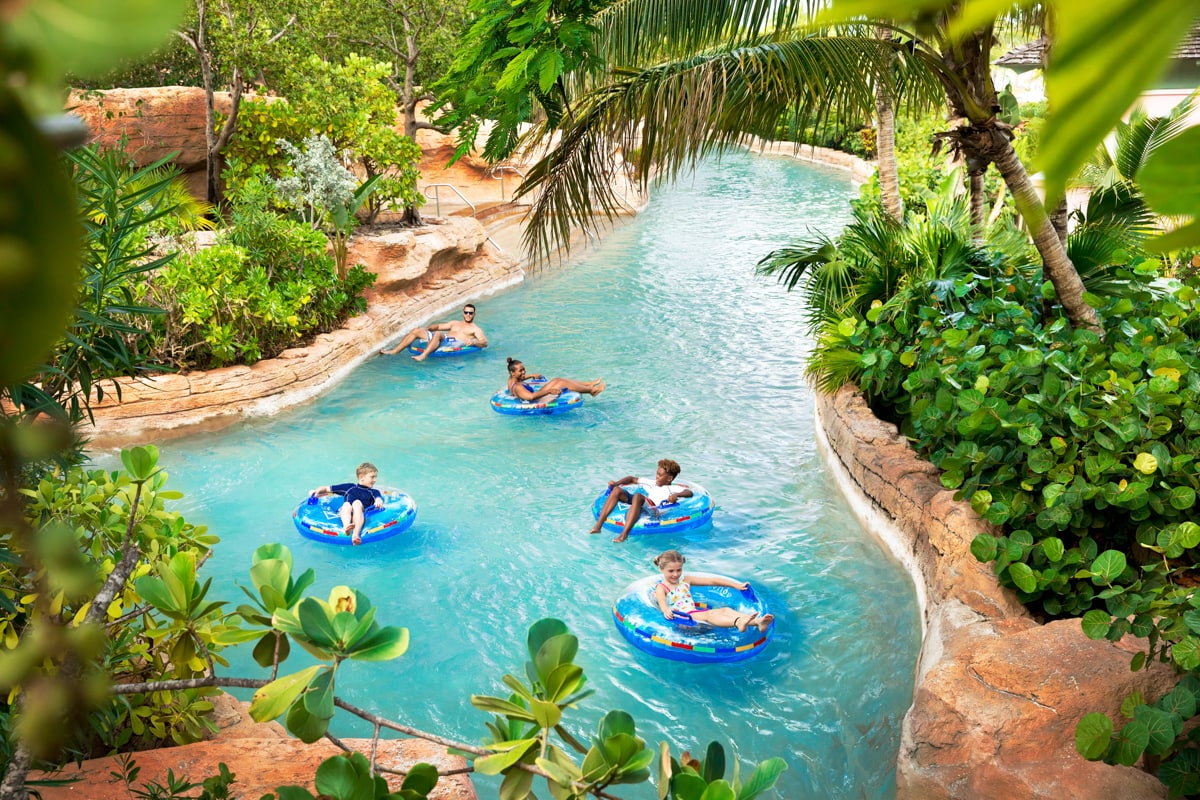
[490,165,526,201]
[423,183,477,219]
[422,183,505,254]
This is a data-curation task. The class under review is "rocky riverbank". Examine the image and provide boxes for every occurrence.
[82,217,521,446]
[816,385,1172,799]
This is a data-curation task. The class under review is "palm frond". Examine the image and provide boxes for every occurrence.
[594,0,810,68]
[756,232,857,333]
[805,337,863,393]
[755,234,837,291]
[1082,183,1157,237]
[517,30,944,261]
[1121,94,1198,182]
[1066,221,1142,297]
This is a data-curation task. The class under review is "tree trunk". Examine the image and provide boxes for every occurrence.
[874,28,901,221]
[929,18,1100,332]
[1049,194,1069,247]
[992,141,1100,331]
[193,2,219,205]
[401,19,422,226]
[403,30,419,139]
[0,741,30,800]
[968,170,985,238]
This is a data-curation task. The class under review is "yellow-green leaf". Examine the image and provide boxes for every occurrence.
[1133,453,1158,475]
[250,665,321,722]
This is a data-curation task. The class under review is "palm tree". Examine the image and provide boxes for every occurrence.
[757,190,1038,392]
[506,1,1102,330]
[874,26,903,221]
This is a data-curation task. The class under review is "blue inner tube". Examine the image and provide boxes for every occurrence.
[591,481,714,534]
[293,488,417,545]
[612,574,774,663]
[407,337,482,357]
[491,378,583,415]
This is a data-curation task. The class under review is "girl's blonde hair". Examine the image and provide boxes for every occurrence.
[653,549,685,569]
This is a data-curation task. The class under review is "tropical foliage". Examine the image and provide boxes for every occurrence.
[775,81,1200,791]
[2,144,198,428]
[135,177,374,371]
[0,446,220,759]
[222,53,424,225]
[430,0,608,164]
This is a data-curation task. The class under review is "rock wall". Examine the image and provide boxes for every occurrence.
[740,135,877,182]
[67,87,503,206]
[82,218,521,446]
[29,695,476,799]
[815,385,1173,799]
[68,86,239,198]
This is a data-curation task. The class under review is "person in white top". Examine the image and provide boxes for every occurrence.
[589,459,694,543]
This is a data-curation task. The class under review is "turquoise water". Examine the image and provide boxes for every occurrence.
[129,151,921,798]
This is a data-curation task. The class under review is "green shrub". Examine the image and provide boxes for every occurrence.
[223,54,423,223]
[137,178,374,370]
[839,260,1200,616]
[5,454,222,756]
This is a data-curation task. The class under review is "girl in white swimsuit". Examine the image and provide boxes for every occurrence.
[652,550,775,633]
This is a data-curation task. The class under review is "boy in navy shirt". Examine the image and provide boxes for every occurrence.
[310,462,384,545]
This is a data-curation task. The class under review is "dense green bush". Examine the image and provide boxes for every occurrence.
[799,223,1200,789]
[5,453,222,757]
[136,179,374,370]
[223,54,423,223]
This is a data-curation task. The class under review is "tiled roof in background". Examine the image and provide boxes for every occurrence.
[996,28,1200,68]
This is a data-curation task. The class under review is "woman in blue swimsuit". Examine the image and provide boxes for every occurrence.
[506,358,606,402]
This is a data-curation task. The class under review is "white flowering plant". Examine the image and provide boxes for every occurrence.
[274,135,380,279]
[273,135,357,230]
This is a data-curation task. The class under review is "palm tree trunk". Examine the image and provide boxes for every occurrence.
[992,141,1100,331]
[875,28,902,221]
[968,171,985,237]
[1049,195,1068,247]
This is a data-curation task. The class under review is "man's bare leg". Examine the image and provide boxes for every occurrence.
[413,330,445,361]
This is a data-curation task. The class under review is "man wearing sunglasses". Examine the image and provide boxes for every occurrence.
[380,303,489,361]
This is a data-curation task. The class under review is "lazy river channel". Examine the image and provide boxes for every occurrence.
[139,151,922,798]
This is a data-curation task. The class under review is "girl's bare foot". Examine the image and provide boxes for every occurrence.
[412,353,428,362]
[734,612,759,632]
[590,379,606,397]
[756,613,775,633]
[588,526,602,534]
[612,533,628,543]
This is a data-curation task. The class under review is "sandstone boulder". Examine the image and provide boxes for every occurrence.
[30,736,475,800]
[68,86,234,171]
